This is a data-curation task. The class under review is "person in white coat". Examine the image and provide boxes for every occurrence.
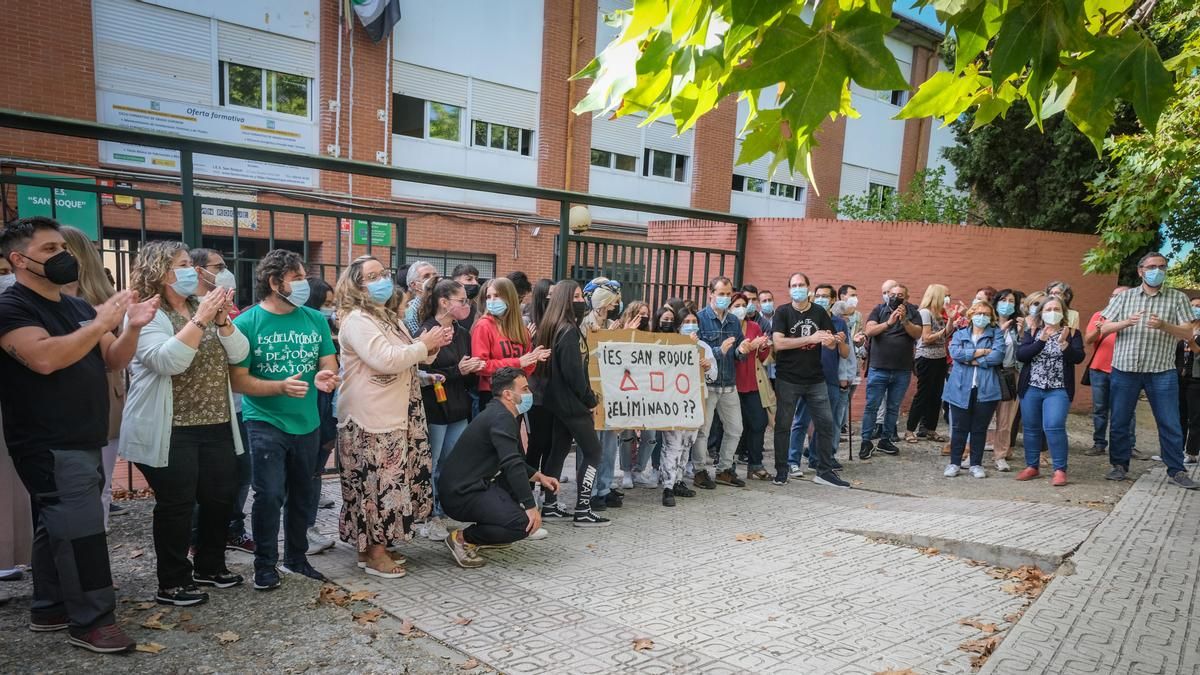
[120,241,248,608]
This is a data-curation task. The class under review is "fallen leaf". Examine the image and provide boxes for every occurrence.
[959,618,998,634]
[917,546,940,556]
[353,609,384,625]
[135,642,166,654]
[349,590,378,602]
[129,549,144,559]
[179,612,193,622]
[453,616,473,626]
[822,551,836,557]
[215,630,240,644]
[767,615,780,621]
[632,638,654,651]
[182,623,203,633]
[959,635,1003,668]
[734,532,765,542]
[111,543,124,550]
[141,611,176,631]
[874,669,918,675]
[864,503,878,510]
[586,544,597,550]
[965,559,988,567]
[459,658,480,670]
[398,618,416,636]
[851,480,864,487]
[318,584,350,607]
[1003,613,1021,624]
[133,602,156,610]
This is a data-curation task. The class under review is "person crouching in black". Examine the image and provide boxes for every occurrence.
[438,367,559,568]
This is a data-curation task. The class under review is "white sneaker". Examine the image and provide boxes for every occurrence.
[789,464,804,478]
[1186,455,1198,465]
[960,458,970,469]
[943,464,960,478]
[684,462,695,479]
[620,474,634,490]
[412,522,430,539]
[969,465,987,479]
[633,469,659,488]
[426,519,449,542]
[306,526,335,555]
[528,527,548,541]
[995,458,1011,472]
[984,443,995,451]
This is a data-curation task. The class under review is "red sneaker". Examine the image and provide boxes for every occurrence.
[67,624,135,653]
[1052,470,1068,487]
[1016,467,1040,481]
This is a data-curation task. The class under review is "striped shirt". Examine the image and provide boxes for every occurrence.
[1100,286,1192,373]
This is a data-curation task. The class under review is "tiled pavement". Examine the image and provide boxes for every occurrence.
[311,470,1108,674]
[980,464,1200,675]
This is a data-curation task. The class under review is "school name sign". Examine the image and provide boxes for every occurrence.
[587,329,705,430]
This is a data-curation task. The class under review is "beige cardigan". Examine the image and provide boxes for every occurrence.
[336,309,435,434]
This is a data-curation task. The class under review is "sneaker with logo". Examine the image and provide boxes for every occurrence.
[1170,472,1198,489]
[813,471,850,489]
[995,458,1011,472]
[573,510,612,527]
[226,533,256,554]
[280,560,327,582]
[67,624,135,654]
[541,502,573,519]
[859,440,876,460]
[714,469,746,487]
[943,464,960,478]
[693,469,716,490]
[445,529,485,568]
[672,481,696,498]
[772,471,788,486]
[193,570,244,589]
[253,567,282,591]
[788,464,805,478]
[969,465,987,479]
[877,438,900,456]
[156,585,209,607]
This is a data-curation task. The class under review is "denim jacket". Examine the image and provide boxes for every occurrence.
[942,326,1006,408]
[697,305,745,387]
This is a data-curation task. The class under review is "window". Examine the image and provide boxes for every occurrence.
[732,175,766,194]
[868,183,896,209]
[769,182,804,201]
[406,249,496,280]
[643,149,687,182]
[878,88,909,107]
[221,62,310,118]
[392,94,462,142]
[471,120,533,155]
[591,148,637,172]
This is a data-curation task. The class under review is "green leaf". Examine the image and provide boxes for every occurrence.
[670,0,706,38]
[896,67,987,124]
[952,0,1002,72]
[726,14,821,91]
[621,0,670,42]
[830,7,909,91]
[1076,31,1175,133]
[730,0,793,26]
[990,0,1081,97]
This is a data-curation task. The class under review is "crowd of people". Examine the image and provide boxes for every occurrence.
[1,215,1198,654]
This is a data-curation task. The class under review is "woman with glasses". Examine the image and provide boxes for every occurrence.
[1016,296,1085,486]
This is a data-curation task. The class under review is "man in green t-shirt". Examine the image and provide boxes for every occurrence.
[231,250,338,591]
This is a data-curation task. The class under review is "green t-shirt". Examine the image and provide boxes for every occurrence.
[234,304,336,435]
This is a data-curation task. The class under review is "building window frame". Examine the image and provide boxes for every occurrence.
[392,94,464,145]
[731,174,767,194]
[591,148,638,173]
[642,148,688,183]
[868,182,897,210]
[471,120,533,156]
[220,61,312,121]
[769,181,804,202]
[406,248,498,280]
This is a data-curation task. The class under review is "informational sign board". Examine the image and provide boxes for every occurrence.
[197,190,259,230]
[587,329,706,431]
[15,171,99,240]
[350,220,393,246]
[97,90,318,188]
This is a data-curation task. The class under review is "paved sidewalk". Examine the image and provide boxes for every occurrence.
[313,473,1104,674]
[981,465,1200,675]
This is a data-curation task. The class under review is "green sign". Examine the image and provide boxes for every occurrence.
[16,171,99,240]
[351,220,393,247]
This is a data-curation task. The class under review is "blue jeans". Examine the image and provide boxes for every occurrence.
[621,430,655,473]
[861,368,912,443]
[1021,387,1070,471]
[789,401,811,467]
[1088,369,1136,450]
[1110,369,1186,474]
[811,384,848,462]
[245,420,320,572]
[428,419,469,518]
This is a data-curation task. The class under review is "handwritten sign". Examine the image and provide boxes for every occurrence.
[586,329,706,430]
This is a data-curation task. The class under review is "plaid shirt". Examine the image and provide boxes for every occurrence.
[1100,286,1193,373]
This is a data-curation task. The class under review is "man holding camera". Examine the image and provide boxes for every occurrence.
[859,283,922,459]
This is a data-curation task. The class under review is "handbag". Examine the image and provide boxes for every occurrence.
[1080,349,1097,386]
[998,366,1018,402]
[755,356,776,413]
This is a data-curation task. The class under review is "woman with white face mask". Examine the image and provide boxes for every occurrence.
[1015,297,1085,486]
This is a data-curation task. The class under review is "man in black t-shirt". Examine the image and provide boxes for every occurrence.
[859,283,923,459]
[0,217,157,654]
[771,272,850,488]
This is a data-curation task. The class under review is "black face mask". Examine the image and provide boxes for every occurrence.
[572,301,588,322]
[637,316,650,331]
[888,295,904,310]
[23,250,79,286]
[464,283,480,300]
[658,320,674,332]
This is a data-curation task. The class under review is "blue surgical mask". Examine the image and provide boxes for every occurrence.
[760,301,774,315]
[0,273,15,293]
[320,307,336,320]
[367,277,394,303]
[213,269,237,290]
[486,299,508,316]
[971,314,990,328]
[731,306,747,321]
[680,323,699,336]
[1192,306,1200,320]
[746,302,757,314]
[814,297,831,310]
[1144,267,1166,288]
[790,287,808,302]
[516,391,533,415]
[283,278,311,307]
[170,267,199,297]
[997,301,1015,317]
[714,296,732,311]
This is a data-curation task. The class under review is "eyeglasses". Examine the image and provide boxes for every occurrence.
[363,270,393,283]
[205,263,227,272]
[1141,264,1167,271]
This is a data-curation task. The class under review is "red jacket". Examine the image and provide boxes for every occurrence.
[470,314,533,392]
[735,319,770,393]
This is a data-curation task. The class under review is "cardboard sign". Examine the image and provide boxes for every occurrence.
[586,329,707,430]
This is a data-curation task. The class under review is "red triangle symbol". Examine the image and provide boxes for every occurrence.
[619,370,638,391]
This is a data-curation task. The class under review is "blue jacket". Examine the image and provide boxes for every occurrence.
[942,326,1007,408]
[1016,330,1086,400]
[697,305,745,387]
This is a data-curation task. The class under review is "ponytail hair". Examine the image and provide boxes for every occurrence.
[419,277,463,324]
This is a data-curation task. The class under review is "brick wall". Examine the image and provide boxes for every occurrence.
[689,96,737,212]
[806,117,848,219]
[898,45,937,191]
[537,0,598,217]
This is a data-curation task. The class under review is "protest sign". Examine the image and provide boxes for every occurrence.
[586,329,706,430]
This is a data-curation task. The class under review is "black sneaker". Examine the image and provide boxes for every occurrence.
[541,503,572,519]
[573,510,611,527]
[859,440,876,460]
[830,459,844,471]
[673,481,696,498]
[772,471,788,486]
[878,438,901,455]
[1170,472,1198,489]
[693,469,717,490]
[610,489,625,498]
[253,567,282,591]
[662,488,676,507]
[193,570,244,589]
[605,492,624,508]
[1105,465,1127,482]
[1083,445,1106,457]
[108,502,130,517]
[156,585,209,607]
[280,560,327,582]
[591,499,608,512]
[813,471,851,489]
[29,613,70,632]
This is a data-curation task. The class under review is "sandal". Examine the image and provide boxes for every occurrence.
[362,556,406,579]
[928,431,948,443]
[749,468,771,481]
[903,431,919,443]
[358,550,407,569]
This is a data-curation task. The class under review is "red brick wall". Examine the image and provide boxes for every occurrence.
[806,117,847,219]
[690,96,737,212]
[537,0,598,216]
[898,45,936,191]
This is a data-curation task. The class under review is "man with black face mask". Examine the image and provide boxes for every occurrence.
[859,283,922,460]
[0,217,158,653]
[451,264,480,330]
